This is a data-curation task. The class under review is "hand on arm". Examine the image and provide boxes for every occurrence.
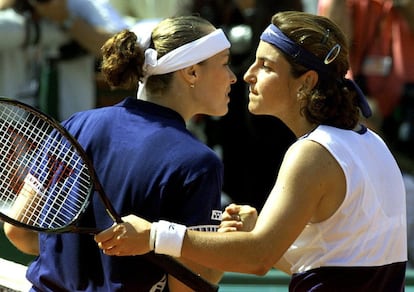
[95,215,223,290]
[95,141,345,275]
[95,214,152,256]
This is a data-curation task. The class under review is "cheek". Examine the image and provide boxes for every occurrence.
[197,80,229,115]
[259,80,279,106]
[252,77,289,115]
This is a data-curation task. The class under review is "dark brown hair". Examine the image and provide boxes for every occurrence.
[272,11,360,129]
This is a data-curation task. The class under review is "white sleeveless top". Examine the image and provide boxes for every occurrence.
[283,125,407,273]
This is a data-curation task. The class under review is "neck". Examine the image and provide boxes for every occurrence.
[296,125,318,139]
[283,116,317,138]
[146,92,193,122]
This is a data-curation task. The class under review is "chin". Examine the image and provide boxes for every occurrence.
[249,107,271,116]
[211,107,229,117]
[247,103,260,115]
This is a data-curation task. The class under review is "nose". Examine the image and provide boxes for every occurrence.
[243,66,255,84]
[229,69,237,84]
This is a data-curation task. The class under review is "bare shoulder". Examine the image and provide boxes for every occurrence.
[280,139,346,222]
[282,139,339,174]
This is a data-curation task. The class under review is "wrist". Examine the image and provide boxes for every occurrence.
[153,220,186,257]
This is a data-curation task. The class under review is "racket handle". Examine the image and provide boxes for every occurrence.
[143,253,219,292]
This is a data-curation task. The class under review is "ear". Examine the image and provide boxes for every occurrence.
[179,65,198,86]
[301,70,319,90]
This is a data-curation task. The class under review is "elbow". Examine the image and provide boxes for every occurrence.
[251,261,274,276]
[252,268,269,276]
[241,254,275,276]
[239,237,282,275]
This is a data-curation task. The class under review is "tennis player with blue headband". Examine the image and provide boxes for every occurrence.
[96,11,407,291]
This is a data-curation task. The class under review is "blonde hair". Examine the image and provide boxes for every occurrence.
[101,16,215,95]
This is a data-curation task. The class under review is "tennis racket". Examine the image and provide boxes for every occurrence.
[0,97,219,292]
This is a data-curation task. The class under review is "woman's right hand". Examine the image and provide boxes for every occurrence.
[218,203,257,232]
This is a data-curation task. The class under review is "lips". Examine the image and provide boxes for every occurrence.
[248,86,258,95]
[248,89,258,98]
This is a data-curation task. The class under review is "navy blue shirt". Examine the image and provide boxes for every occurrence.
[26,98,223,291]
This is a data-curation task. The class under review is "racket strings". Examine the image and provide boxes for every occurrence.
[0,102,93,230]
[0,107,38,210]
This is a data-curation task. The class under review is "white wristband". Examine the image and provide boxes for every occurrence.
[149,222,158,251]
[154,220,186,257]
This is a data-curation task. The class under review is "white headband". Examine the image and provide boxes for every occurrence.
[134,28,231,99]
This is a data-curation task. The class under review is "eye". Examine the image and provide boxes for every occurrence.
[261,63,272,71]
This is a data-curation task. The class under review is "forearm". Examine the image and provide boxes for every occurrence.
[182,230,275,276]
[95,215,281,275]
[179,257,223,283]
[2,174,41,255]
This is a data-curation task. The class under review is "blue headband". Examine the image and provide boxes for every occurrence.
[260,24,330,75]
[260,24,372,118]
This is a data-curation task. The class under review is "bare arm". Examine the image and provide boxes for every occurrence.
[179,140,344,275]
[95,140,346,275]
[168,204,255,290]
[3,222,39,255]
[218,204,292,274]
[2,174,42,255]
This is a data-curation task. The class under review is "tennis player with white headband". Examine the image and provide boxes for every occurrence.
[4,15,236,291]
[135,25,232,101]
[95,11,407,291]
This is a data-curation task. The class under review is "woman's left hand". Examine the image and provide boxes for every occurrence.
[94,214,152,256]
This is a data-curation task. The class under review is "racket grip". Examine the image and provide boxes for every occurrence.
[143,253,219,292]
